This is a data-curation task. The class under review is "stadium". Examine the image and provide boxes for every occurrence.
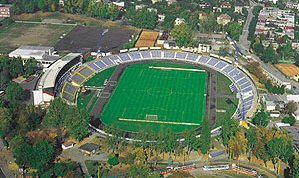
[58,50,258,138]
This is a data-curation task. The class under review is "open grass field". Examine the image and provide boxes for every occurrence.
[0,22,75,53]
[101,62,207,133]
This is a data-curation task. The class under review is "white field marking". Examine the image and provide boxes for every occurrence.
[149,66,206,72]
[118,118,201,126]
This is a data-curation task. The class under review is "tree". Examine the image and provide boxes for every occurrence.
[64,108,90,140]
[10,57,24,78]
[261,44,277,63]
[285,101,298,115]
[42,97,68,128]
[108,153,119,166]
[0,107,12,136]
[199,118,211,154]
[5,82,24,108]
[125,7,157,29]
[291,154,299,178]
[226,22,242,41]
[267,137,293,173]
[24,58,38,76]
[30,139,54,171]
[128,164,151,178]
[282,116,296,126]
[11,137,34,167]
[200,11,218,33]
[171,23,192,47]
[87,0,119,20]
[252,109,269,127]
[228,130,248,160]
[183,129,199,156]
[246,128,257,162]
[162,14,176,30]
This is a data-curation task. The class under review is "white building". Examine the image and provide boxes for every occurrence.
[9,45,60,68]
[62,141,75,150]
[174,18,185,26]
[158,14,165,22]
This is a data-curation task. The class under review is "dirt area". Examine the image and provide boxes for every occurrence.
[55,26,137,53]
[135,30,159,48]
[0,22,75,53]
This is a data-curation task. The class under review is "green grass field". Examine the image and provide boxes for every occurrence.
[77,67,116,112]
[101,62,207,133]
[0,22,75,53]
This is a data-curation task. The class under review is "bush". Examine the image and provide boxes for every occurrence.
[282,116,296,126]
[108,154,119,166]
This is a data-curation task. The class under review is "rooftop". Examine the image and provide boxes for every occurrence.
[9,45,54,59]
[78,143,100,153]
[38,53,81,89]
[264,94,287,102]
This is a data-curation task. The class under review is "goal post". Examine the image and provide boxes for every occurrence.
[145,114,158,121]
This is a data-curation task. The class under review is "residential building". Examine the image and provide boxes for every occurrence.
[62,141,75,150]
[174,18,185,26]
[9,45,60,68]
[158,14,165,22]
[78,143,100,155]
[59,0,65,6]
[198,11,207,21]
[0,4,12,18]
[263,94,287,111]
[217,14,231,25]
[135,4,146,10]
[255,7,295,39]
[151,0,162,4]
[112,1,125,10]
[220,2,231,9]
[166,0,177,6]
[234,6,243,13]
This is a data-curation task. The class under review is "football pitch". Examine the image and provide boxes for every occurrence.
[101,62,207,133]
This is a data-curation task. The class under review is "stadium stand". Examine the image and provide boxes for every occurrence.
[57,50,258,120]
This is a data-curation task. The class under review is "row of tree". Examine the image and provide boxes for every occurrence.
[0,97,90,176]
[252,36,298,64]
[103,118,211,164]
[12,0,59,14]
[0,56,38,90]
[245,61,285,94]
[10,135,81,177]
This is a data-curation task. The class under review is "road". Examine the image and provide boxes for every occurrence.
[189,161,278,178]
[235,1,299,94]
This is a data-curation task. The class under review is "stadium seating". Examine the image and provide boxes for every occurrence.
[57,50,257,120]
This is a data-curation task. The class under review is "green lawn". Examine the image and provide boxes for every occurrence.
[101,62,207,133]
[216,72,233,96]
[0,22,75,53]
[216,97,239,121]
[85,160,100,176]
[77,90,95,110]
[84,67,116,87]
[77,67,116,110]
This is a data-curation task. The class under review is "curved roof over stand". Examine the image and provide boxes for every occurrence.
[59,50,258,121]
